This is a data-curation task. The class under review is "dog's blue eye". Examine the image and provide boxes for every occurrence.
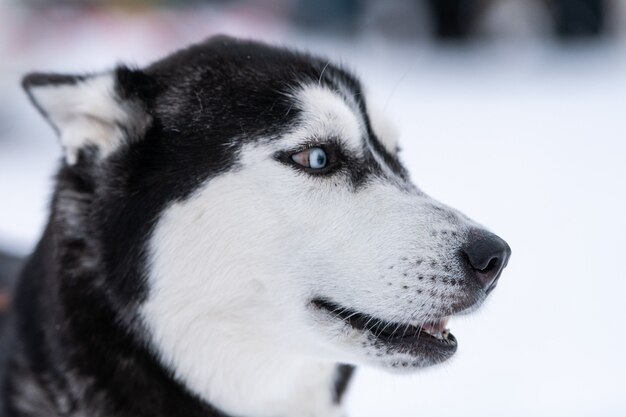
[309,148,327,169]
[291,147,328,170]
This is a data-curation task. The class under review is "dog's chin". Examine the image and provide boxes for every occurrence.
[311,299,458,371]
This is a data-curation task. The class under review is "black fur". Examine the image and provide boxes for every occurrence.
[332,365,355,404]
[0,250,22,411]
[1,36,406,416]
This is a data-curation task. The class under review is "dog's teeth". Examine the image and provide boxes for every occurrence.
[437,318,450,339]
[419,317,451,340]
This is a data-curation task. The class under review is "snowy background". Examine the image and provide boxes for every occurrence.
[1,1,625,416]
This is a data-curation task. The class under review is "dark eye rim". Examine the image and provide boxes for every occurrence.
[275,141,343,176]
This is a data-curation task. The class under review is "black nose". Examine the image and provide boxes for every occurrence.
[461,230,511,292]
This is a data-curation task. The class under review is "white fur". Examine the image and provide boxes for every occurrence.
[141,84,478,417]
[142,167,343,417]
[290,84,366,152]
[27,73,149,164]
[366,100,400,154]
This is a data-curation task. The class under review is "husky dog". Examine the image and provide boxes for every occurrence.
[0,36,510,417]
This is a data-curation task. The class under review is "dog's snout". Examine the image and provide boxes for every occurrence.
[461,229,511,292]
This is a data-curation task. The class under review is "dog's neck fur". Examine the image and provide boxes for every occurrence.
[178,346,344,417]
[2,169,352,417]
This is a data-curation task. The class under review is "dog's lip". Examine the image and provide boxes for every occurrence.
[311,298,457,351]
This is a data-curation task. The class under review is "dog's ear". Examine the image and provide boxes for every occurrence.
[22,66,154,165]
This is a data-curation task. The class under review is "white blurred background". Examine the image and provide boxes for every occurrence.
[1,0,625,416]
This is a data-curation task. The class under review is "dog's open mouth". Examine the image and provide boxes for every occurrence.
[312,298,457,359]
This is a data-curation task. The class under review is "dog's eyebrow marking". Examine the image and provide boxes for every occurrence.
[293,84,364,149]
[319,70,408,185]
[286,69,408,191]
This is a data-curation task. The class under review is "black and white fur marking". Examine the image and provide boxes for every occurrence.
[0,36,510,417]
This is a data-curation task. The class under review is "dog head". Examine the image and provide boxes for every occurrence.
[24,36,510,391]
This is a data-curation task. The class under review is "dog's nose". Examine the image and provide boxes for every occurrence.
[461,230,511,292]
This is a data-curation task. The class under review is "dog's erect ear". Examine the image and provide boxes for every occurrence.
[22,66,153,165]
